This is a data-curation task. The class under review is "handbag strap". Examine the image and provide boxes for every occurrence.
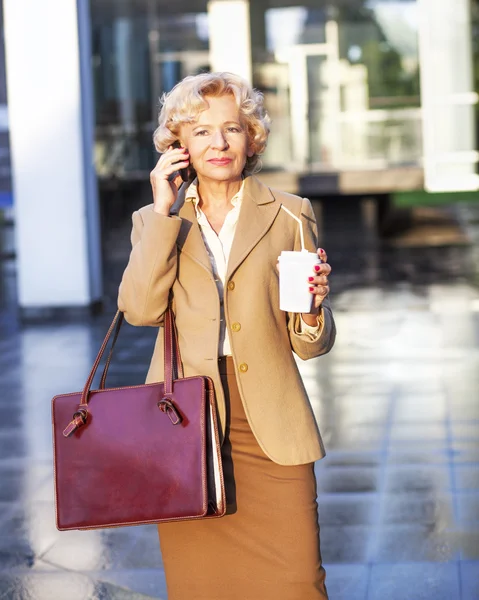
[97,310,183,389]
[98,310,124,389]
[78,308,182,408]
[63,308,185,436]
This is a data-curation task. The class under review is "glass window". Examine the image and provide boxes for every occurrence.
[254,1,422,172]
[90,0,426,179]
[90,0,209,179]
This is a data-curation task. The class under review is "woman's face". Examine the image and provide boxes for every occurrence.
[180,94,253,184]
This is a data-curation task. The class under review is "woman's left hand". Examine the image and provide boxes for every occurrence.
[304,248,331,317]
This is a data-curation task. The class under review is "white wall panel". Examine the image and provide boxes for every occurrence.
[4,0,102,309]
[418,0,478,191]
[208,1,252,83]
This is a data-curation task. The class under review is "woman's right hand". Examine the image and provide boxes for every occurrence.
[150,146,189,215]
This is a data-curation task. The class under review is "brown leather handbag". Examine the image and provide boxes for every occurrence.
[51,308,226,531]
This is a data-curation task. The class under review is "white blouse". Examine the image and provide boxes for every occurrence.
[185,180,320,356]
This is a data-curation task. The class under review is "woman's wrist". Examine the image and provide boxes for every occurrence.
[153,203,171,216]
[301,308,322,327]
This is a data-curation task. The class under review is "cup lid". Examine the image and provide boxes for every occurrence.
[279,250,318,259]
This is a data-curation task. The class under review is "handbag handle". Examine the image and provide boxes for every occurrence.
[98,309,183,389]
[63,308,183,437]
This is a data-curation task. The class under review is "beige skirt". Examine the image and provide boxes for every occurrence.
[158,356,328,600]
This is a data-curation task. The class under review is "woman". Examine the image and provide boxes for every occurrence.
[118,72,335,600]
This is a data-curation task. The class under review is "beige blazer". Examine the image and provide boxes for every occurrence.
[118,175,336,465]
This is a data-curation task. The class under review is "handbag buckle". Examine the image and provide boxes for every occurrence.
[157,398,183,425]
[73,409,88,424]
[62,408,89,437]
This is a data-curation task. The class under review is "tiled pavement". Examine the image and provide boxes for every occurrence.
[0,202,478,599]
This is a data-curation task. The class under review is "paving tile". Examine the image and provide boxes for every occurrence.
[328,425,386,447]
[0,431,28,460]
[372,525,458,562]
[456,528,479,560]
[368,562,460,600]
[450,403,479,421]
[119,528,163,569]
[0,501,16,528]
[28,477,55,503]
[0,576,16,600]
[379,493,454,527]
[454,465,479,491]
[0,537,36,570]
[460,561,479,600]
[451,422,479,441]
[387,446,451,465]
[319,495,377,526]
[392,396,447,422]
[0,502,60,557]
[316,467,380,494]
[325,434,385,452]
[389,423,448,443]
[334,398,391,427]
[41,527,144,571]
[92,570,166,599]
[0,464,53,503]
[96,580,160,599]
[451,443,479,464]
[320,451,382,469]
[332,383,393,400]
[319,525,372,563]
[456,493,479,525]
[396,381,443,396]
[0,406,23,429]
[30,559,62,571]
[322,564,369,600]
[384,465,452,494]
[0,572,155,600]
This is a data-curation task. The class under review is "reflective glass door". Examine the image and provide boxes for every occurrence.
[90,0,209,179]
[255,2,422,172]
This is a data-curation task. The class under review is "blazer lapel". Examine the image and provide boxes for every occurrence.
[226,176,281,280]
[174,187,212,275]
[174,176,281,278]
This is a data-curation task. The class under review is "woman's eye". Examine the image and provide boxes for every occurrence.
[227,127,241,133]
[194,130,209,136]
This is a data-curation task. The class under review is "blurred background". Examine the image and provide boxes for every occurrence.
[0,1,479,599]
[2,0,479,309]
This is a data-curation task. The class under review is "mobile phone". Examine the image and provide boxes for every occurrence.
[171,140,189,183]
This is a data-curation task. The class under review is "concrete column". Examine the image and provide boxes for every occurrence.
[418,0,478,191]
[208,0,252,83]
[4,0,102,314]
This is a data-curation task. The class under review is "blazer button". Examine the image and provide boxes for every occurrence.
[227,281,235,291]
[239,363,248,373]
[231,322,241,332]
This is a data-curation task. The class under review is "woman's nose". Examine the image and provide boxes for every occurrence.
[211,131,228,150]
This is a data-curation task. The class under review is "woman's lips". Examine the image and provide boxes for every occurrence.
[208,158,233,166]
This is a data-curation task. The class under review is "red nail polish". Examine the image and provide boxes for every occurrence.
[314,265,320,272]
[319,248,325,254]
[309,287,315,292]
[308,277,314,282]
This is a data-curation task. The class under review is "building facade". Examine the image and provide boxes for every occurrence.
[90,0,479,194]
[2,0,478,311]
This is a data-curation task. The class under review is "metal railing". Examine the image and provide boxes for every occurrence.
[314,108,423,171]
[94,108,424,180]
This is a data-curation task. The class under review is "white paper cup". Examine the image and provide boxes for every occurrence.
[278,250,321,313]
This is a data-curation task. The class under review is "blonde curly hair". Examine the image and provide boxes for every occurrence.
[153,72,271,176]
